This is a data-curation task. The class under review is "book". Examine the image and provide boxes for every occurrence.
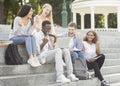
[94,54,102,59]
[73,47,80,52]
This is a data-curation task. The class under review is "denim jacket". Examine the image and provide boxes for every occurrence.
[60,32,83,51]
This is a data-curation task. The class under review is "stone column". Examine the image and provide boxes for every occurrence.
[73,12,77,24]
[104,13,108,30]
[81,13,85,30]
[90,7,95,30]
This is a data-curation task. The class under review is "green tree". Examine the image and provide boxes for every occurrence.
[4,0,20,24]
[95,14,104,28]
[108,13,117,28]
[0,0,5,24]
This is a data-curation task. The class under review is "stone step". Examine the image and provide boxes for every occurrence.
[104,59,120,66]
[104,73,120,84]
[110,82,120,86]
[102,65,120,75]
[0,45,120,64]
[1,65,120,86]
[0,73,56,86]
[0,73,100,86]
[0,64,55,76]
[100,43,120,48]
[105,53,120,59]
[0,58,118,76]
[45,78,100,86]
[101,48,120,53]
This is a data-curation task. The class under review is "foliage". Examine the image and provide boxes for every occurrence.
[2,0,117,29]
[84,14,90,29]
[4,0,20,24]
[108,13,117,28]
[95,14,104,28]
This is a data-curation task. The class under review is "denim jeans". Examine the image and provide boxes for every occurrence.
[70,51,87,69]
[10,35,37,55]
[70,51,85,63]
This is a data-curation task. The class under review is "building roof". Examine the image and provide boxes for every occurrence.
[72,0,120,14]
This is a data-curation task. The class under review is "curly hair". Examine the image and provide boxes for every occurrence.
[83,30,98,43]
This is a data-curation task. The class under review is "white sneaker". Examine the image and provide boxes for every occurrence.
[34,57,41,66]
[67,74,79,81]
[38,54,46,64]
[56,75,71,83]
[27,58,41,67]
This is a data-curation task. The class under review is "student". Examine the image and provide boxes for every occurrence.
[83,30,110,86]
[34,20,78,83]
[9,4,41,67]
[34,3,56,46]
[60,22,87,68]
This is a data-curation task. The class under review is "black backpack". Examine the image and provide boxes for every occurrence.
[5,43,23,65]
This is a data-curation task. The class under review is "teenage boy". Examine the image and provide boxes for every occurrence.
[34,20,78,83]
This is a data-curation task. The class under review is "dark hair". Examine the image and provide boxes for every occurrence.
[11,4,33,29]
[68,22,77,29]
[42,20,51,28]
[17,4,32,17]
[83,30,98,43]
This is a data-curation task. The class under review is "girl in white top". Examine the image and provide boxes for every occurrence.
[83,30,110,86]
[10,4,41,67]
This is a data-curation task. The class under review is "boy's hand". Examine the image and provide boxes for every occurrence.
[42,38,48,44]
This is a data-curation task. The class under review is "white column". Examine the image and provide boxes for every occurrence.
[104,13,108,30]
[81,13,85,30]
[90,7,95,30]
[73,12,76,24]
[117,7,120,32]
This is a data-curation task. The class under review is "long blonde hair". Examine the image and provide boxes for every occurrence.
[39,3,55,34]
[39,3,53,23]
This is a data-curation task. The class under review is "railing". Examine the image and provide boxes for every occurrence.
[82,28,118,32]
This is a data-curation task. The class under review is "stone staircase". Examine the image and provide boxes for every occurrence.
[0,25,120,86]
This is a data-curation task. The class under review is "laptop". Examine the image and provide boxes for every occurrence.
[55,37,70,48]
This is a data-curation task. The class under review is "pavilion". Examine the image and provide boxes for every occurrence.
[71,0,120,32]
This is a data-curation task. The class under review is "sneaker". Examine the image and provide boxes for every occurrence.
[56,75,71,83]
[27,58,41,67]
[101,80,110,86]
[34,57,41,66]
[38,54,46,64]
[67,74,79,81]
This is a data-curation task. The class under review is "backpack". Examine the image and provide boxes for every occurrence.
[5,43,23,65]
[73,58,88,80]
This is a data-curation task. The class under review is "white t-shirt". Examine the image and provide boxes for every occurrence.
[34,31,52,64]
[68,37,80,51]
[68,37,74,49]
[83,41,97,59]
[34,31,52,54]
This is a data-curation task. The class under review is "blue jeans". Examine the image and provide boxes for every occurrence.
[10,35,37,55]
[71,51,87,69]
[70,51,85,63]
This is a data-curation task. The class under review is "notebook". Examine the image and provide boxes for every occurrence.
[55,37,70,48]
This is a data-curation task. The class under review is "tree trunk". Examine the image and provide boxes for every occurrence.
[0,0,5,24]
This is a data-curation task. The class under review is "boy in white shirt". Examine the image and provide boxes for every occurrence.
[34,20,78,83]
